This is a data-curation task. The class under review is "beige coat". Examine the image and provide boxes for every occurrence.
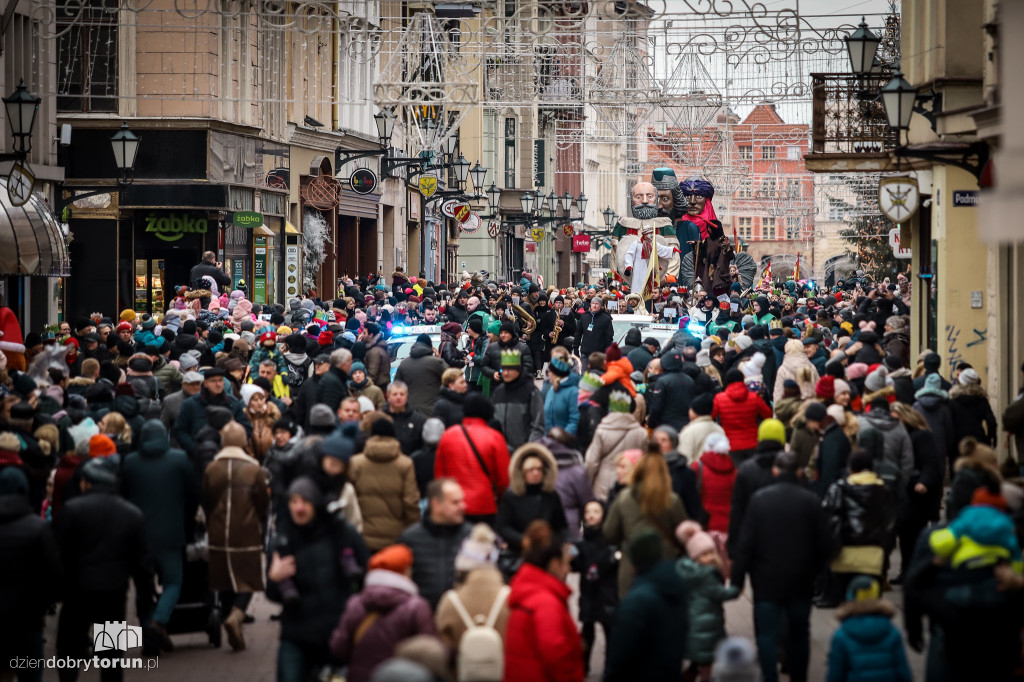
[202,446,270,593]
[677,416,726,464]
[349,435,420,551]
[435,566,510,652]
[604,484,688,598]
[772,340,821,405]
[584,411,649,502]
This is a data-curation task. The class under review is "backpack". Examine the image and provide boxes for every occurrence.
[284,355,312,389]
[872,454,906,509]
[447,586,510,682]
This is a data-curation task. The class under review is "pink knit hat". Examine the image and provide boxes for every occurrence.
[617,448,644,467]
[676,520,716,560]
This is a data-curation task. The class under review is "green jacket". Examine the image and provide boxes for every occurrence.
[675,558,740,664]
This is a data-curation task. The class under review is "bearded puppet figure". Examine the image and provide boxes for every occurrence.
[651,167,687,227]
[612,182,679,300]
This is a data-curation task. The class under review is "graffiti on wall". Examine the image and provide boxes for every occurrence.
[945,324,988,374]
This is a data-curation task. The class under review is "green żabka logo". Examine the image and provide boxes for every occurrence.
[144,213,209,242]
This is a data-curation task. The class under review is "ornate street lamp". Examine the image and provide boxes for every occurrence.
[453,154,470,187]
[602,206,616,228]
[577,193,588,216]
[444,134,459,156]
[520,191,535,215]
[879,71,917,132]
[546,191,558,213]
[487,183,501,208]
[469,162,486,190]
[110,122,141,184]
[3,80,40,156]
[560,191,573,213]
[373,110,395,148]
[845,17,881,77]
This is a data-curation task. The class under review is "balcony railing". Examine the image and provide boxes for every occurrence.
[810,73,896,155]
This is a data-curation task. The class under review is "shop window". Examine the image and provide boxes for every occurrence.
[57,0,118,112]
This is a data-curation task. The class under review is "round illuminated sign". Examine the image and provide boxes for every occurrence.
[350,168,378,195]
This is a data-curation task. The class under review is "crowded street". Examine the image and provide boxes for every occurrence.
[2,0,1024,681]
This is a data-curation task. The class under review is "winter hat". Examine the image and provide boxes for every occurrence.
[691,392,714,416]
[309,404,337,431]
[605,343,623,362]
[240,383,264,407]
[864,367,890,393]
[845,575,881,603]
[350,361,367,376]
[923,352,941,371]
[321,429,356,462]
[287,476,323,508]
[833,378,851,397]
[357,396,375,413]
[577,372,603,405]
[958,368,981,385]
[740,352,765,379]
[88,434,117,457]
[81,457,118,487]
[549,356,572,377]
[369,660,433,682]
[11,372,36,398]
[845,362,869,380]
[783,339,804,356]
[815,375,835,399]
[0,466,28,496]
[467,316,484,335]
[422,418,445,446]
[731,335,753,352]
[696,349,711,368]
[712,637,760,681]
[178,353,200,371]
[68,418,100,448]
[617,448,644,469]
[882,354,903,371]
[676,520,717,560]
[371,418,397,439]
[0,431,21,454]
[826,404,847,426]
[804,401,828,422]
[915,373,948,400]
[368,544,414,574]
[757,418,785,445]
[454,523,500,573]
[318,331,334,347]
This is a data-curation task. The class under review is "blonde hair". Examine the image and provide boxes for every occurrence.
[892,402,928,431]
[98,412,132,443]
[630,445,673,519]
[441,368,463,387]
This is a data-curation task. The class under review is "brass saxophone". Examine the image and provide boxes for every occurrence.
[550,315,565,344]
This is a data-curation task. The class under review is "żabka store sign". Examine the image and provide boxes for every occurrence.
[142,212,209,243]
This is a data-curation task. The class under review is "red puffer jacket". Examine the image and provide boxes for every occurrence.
[712,381,772,451]
[503,563,584,682]
[435,417,510,516]
[693,451,737,533]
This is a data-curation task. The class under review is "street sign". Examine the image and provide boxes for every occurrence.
[350,168,378,195]
[461,213,481,233]
[487,222,500,238]
[953,190,978,207]
[441,199,459,218]
[7,162,35,207]
[888,227,912,259]
[418,176,437,198]
[529,226,545,243]
[454,204,471,224]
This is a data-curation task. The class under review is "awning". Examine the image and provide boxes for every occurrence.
[0,177,71,277]
[254,224,276,237]
[284,220,300,235]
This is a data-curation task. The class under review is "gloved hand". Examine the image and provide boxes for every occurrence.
[623,267,633,278]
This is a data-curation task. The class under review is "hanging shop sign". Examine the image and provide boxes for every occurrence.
[461,213,481,233]
[487,222,500,238]
[887,228,912,259]
[454,203,471,224]
[562,223,574,237]
[419,176,437,198]
[6,162,35,207]
[143,212,209,243]
[350,168,378,195]
[232,211,264,227]
[285,244,300,298]
[253,236,267,303]
[572,234,592,252]
[529,226,545,243]
[878,176,919,223]
[441,199,459,218]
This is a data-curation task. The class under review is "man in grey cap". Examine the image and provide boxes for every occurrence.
[162,371,204,445]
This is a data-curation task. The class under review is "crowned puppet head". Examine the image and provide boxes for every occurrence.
[630,181,659,220]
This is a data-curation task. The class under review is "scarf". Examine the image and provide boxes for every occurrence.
[681,200,719,240]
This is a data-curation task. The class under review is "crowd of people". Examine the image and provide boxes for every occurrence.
[1,249,1023,682]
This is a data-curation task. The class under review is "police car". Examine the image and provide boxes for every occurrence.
[609,314,656,344]
[386,325,443,380]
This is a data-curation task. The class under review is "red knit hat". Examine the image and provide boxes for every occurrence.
[972,487,1007,511]
[368,544,414,574]
[605,343,622,362]
[116,321,133,332]
[815,375,835,399]
[318,331,334,346]
[88,434,117,458]
[259,330,277,346]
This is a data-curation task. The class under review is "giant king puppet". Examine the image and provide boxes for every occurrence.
[611,176,681,301]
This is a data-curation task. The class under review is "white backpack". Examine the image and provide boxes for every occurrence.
[448,586,510,682]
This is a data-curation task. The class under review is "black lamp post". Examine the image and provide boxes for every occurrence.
[560,191,573,213]
[373,110,395,148]
[1,80,40,161]
[845,17,881,77]
[469,162,486,191]
[520,191,534,215]
[879,71,918,134]
[487,183,501,208]
[602,206,616,229]
[577,193,588,216]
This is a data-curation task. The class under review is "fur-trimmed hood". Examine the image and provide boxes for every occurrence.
[836,598,896,622]
[862,385,895,404]
[954,454,1002,483]
[508,442,558,495]
[950,382,988,401]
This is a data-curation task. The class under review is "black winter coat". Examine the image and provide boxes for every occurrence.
[174,389,252,456]
[647,355,695,431]
[814,422,851,497]
[432,388,465,428]
[290,373,321,428]
[397,517,472,609]
[578,310,614,357]
[823,475,895,549]
[266,515,369,646]
[730,476,832,601]
[190,260,231,289]
[54,489,152,596]
[905,426,943,523]
[727,442,784,557]
[496,483,568,552]
[383,406,426,456]
[667,454,707,525]
[0,493,61,634]
[950,383,997,447]
[571,525,619,623]
[316,366,350,412]
[480,336,534,380]
[626,345,654,374]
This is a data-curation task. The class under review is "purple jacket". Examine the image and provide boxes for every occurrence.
[540,436,595,539]
[329,570,436,682]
